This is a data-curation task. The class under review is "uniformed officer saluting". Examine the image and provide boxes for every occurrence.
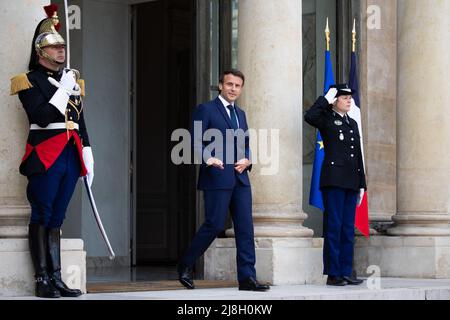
[304,84,366,286]
[10,5,93,298]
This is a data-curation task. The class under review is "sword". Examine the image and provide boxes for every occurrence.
[61,2,114,259]
[47,1,81,94]
[62,0,80,80]
[64,0,71,69]
[83,177,116,260]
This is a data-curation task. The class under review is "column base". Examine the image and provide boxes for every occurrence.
[0,205,30,238]
[368,212,395,235]
[0,238,86,297]
[226,207,314,238]
[387,214,450,236]
[204,238,325,285]
[354,236,450,278]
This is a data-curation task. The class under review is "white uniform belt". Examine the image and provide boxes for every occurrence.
[30,122,79,130]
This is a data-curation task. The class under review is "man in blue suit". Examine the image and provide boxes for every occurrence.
[178,70,269,291]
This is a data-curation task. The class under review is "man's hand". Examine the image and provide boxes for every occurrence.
[235,158,250,174]
[357,188,365,207]
[324,87,338,105]
[59,69,77,93]
[206,157,224,170]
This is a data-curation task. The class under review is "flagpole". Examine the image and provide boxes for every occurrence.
[309,18,334,211]
[352,18,356,53]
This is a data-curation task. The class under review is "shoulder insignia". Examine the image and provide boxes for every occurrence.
[10,73,33,95]
[77,79,85,97]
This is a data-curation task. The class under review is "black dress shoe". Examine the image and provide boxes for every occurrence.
[343,276,364,285]
[326,276,346,286]
[35,275,61,298]
[50,275,82,297]
[177,264,195,289]
[238,277,270,291]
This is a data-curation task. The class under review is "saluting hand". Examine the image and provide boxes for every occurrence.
[235,158,250,174]
[324,87,338,105]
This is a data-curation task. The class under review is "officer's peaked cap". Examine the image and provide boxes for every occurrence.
[330,83,355,97]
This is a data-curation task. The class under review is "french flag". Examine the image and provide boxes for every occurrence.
[347,51,370,238]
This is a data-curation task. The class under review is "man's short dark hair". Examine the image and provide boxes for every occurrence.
[219,69,245,86]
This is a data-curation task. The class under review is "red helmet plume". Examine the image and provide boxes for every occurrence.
[43,4,61,31]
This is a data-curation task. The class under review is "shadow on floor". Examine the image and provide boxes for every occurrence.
[87,266,179,283]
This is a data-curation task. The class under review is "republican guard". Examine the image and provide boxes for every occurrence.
[10,4,94,298]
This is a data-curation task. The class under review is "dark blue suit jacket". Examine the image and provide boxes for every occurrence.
[192,97,251,190]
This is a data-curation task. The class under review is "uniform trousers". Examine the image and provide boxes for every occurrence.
[27,140,81,228]
[322,187,358,277]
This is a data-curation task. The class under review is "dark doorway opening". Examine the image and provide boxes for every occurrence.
[133,0,197,269]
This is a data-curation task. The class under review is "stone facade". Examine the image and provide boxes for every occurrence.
[1,0,450,295]
[359,0,397,232]
[353,0,450,279]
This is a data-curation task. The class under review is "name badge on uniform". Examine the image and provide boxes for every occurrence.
[334,120,343,126]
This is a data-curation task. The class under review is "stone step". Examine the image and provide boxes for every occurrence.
[6,278,450,300]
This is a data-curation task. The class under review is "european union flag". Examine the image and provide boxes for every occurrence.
[309,50,335,211]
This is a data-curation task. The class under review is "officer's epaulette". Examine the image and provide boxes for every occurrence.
[10,73,33,95]
[77,79,85,97]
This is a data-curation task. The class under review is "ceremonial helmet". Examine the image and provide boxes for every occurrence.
[29,4,66,70]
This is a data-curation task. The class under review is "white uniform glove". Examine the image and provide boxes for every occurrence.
[357,188,365,206]
[82,146,94,187]
[49,70,77,115]
[324,87,338,105]
[60,69,77,92]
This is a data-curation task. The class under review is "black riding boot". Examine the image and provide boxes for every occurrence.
[47,228,82,297]
[28,224,61,298]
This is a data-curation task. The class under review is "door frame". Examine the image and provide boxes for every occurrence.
[130,3,137,266]
[130,0,199,266]
[129,0,235,268]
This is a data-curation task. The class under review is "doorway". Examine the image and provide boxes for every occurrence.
[132,0,197,268]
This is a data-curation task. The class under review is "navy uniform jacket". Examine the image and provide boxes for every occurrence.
[192,97,251,190]
[12,64,90,177]
[304,96,366,191]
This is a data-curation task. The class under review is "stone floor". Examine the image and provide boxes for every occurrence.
[5,278,450,300]
[87,266,179,283]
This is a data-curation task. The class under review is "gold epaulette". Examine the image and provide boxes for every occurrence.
[77,79,85,97]
[10,73,33,95]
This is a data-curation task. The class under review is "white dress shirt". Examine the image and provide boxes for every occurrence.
[218,95,240,128]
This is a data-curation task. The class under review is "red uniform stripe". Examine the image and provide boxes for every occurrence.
[21,132,87,177]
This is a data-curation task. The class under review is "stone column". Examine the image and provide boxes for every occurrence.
[0,1,42,239]
[0,1,86,296]
[355,0,450,279]
[388,0,450,237]
[359,0,397,234]
[204,0,324,285]
[232,0,313,238]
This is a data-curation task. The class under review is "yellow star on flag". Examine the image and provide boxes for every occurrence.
[318,140,324,150]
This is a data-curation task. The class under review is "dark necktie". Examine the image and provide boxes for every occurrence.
[227,105,239,130]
